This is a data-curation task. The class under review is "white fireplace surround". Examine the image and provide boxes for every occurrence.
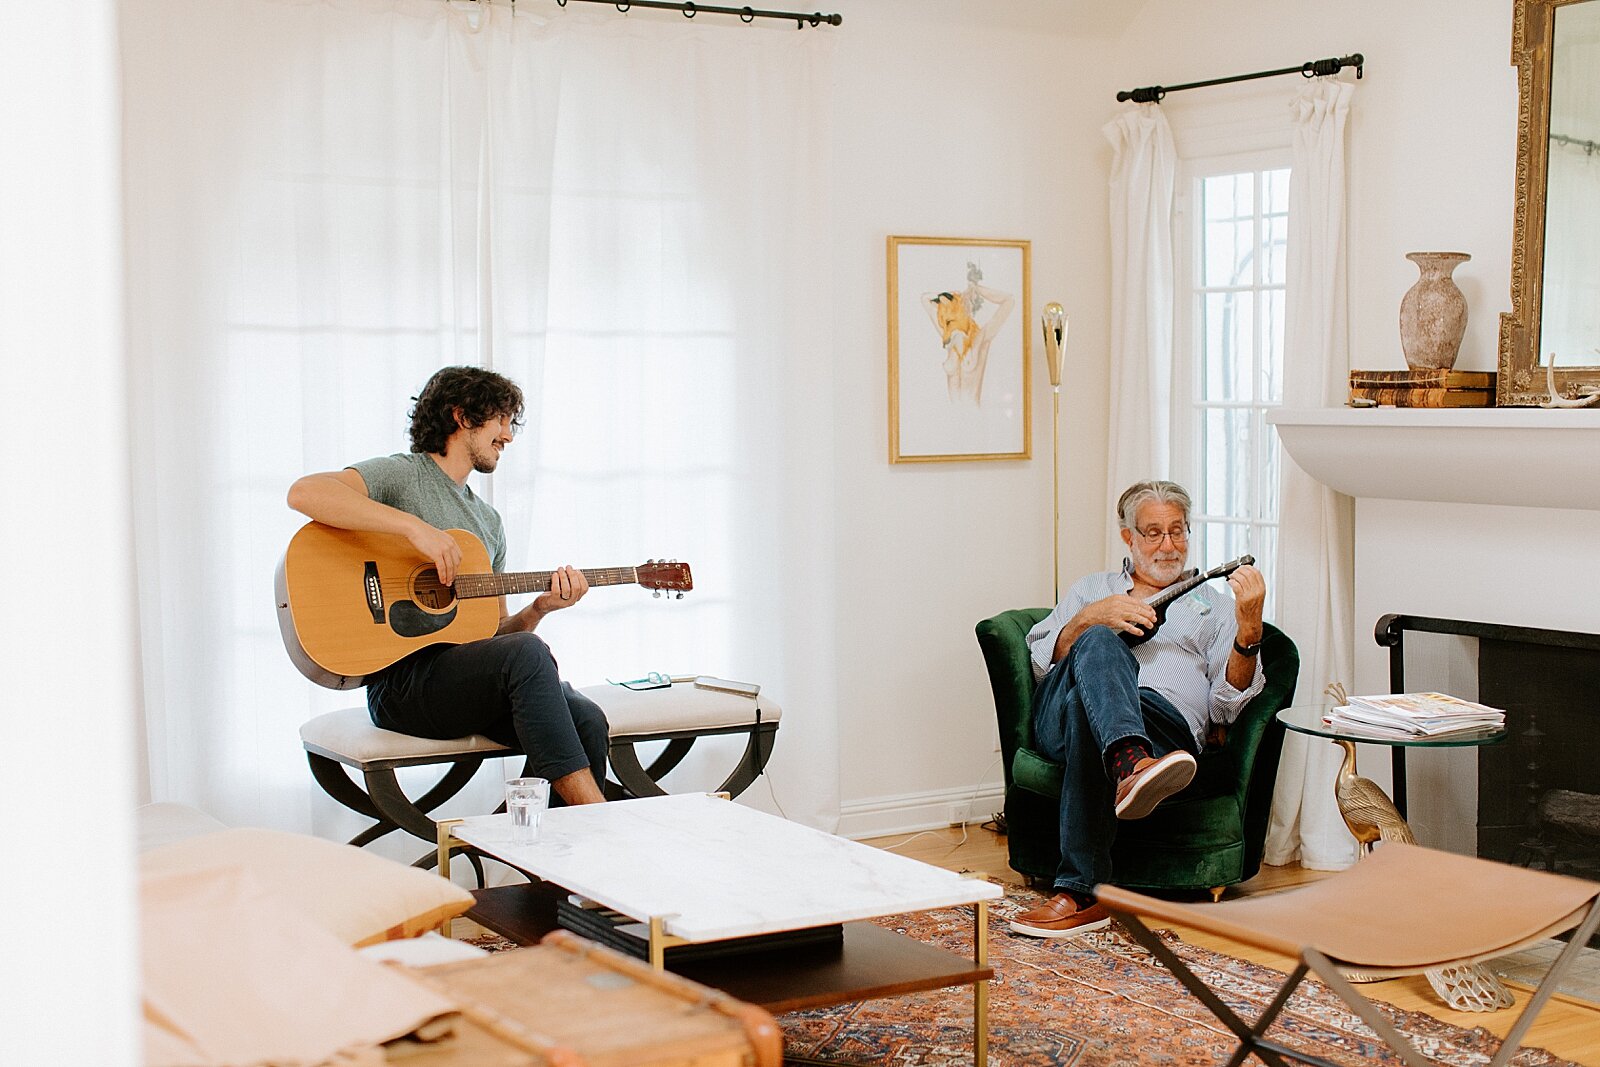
[1270,406,1600,851]
[1269,407,1600,512]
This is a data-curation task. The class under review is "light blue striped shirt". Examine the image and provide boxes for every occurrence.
[1025,560,1265,746]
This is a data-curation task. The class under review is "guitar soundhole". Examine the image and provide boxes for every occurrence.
[411,568,457,611]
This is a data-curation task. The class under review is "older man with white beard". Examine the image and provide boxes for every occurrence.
[1008,480,1267,939]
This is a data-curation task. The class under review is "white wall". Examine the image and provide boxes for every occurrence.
[825,2,1119,833]
[827,0,1527,832]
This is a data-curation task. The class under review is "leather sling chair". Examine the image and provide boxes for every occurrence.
[1098,842,1600,1067]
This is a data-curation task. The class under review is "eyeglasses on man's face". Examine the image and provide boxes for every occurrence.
[1134,525,1190,546]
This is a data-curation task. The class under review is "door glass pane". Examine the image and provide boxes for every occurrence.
[1201,408,1251,518]
[1202,290,1255,402]
[1203,174,1255,288]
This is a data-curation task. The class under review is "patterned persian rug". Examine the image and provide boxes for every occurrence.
[779,889,1578,1067]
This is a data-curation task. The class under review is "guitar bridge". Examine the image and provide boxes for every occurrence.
[363,561,385,624]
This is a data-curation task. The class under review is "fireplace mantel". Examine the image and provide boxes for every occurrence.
[1268,407,1600,511]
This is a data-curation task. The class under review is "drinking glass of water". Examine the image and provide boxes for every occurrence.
[505,777,550,844]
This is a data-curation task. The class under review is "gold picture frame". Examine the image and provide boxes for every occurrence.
[1498,0,1600,404]
[887,235,1032,463]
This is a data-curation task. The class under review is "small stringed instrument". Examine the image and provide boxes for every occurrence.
[1122,554,1254,648]
[275,522,692,690]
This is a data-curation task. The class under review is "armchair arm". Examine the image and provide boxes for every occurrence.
[975,608,1051,791]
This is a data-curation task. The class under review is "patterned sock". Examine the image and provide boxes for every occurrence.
[1106,737,1152,782]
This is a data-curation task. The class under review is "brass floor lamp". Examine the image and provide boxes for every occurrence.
[1041,303,1068,601]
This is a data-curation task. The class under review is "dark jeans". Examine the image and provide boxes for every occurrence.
[366,632,609,788]
[1031,625,1199,895]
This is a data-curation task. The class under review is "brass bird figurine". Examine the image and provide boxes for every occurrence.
[1331,738,1514,1011]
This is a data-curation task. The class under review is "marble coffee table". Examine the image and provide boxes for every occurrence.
[438,792,1003,1065]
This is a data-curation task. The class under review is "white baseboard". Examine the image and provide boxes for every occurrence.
[836,782,1006,840]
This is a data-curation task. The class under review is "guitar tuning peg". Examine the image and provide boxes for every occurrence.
[653,590,661,598]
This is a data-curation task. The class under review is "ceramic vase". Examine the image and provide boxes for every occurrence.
[1399,251,1470,371]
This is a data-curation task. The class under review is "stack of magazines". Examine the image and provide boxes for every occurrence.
[1323,692,1506,739]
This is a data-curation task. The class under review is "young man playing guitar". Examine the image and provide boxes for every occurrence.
[287,365,608,805]
[1008,479,1267,938]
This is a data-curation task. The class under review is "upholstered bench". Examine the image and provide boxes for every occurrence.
[301,682,780,865]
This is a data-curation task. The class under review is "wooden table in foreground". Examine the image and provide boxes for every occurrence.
[439,793,1003,1065]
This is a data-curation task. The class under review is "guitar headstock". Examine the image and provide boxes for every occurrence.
[639,559,693,595]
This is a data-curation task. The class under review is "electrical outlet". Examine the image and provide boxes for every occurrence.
[946,803,968,826]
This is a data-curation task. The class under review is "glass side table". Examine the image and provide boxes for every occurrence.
[1276,703,1506,820]
[1276,703,1513,1012]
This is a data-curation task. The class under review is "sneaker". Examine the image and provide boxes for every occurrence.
[1114,750,1197,820]
[1007,893,1111,939]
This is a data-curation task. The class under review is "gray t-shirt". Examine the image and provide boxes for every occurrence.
[349,452,507,572]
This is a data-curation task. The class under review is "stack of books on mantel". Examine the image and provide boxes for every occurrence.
[1323,692,1506,740]
[1348,369,1496,407]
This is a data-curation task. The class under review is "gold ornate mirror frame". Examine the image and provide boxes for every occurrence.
[1499,0,1600,405]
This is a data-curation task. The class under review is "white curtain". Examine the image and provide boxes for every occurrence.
[1102,105,1176,561]
[1263,80,1358,871]
[121,0,838,853]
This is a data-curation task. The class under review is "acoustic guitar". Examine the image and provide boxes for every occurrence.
[275,522,693,690]
[1122,554,1254,647]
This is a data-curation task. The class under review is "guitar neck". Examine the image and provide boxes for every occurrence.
[1146,555,1253,610]
[453,568,638,600]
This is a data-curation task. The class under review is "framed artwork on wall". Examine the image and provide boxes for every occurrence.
[886,235,1031,463]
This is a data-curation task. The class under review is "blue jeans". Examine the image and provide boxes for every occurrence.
[366,632,609,787]
[1031,625,1198,895]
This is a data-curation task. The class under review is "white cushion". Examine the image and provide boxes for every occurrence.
[578,682,781,736]
[140,827,475,947]
[137,802,229,852]
[301,706,510,765]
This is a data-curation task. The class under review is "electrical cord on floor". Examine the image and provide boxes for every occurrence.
[946,753,1004,851]
[876,829,954,853]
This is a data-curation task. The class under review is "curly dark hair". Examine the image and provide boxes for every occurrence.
[407,366,526,454]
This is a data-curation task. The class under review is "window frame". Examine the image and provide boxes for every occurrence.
[1171,146,1292,619]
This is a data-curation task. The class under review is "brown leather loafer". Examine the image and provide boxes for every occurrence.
[1114,750,1197,820]
[1007,893,1111,939]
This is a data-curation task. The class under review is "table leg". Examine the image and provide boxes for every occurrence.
[646,915,686,971]
[435,818,464,936]
[1391,746,1408,820]
[974,899,989,1067]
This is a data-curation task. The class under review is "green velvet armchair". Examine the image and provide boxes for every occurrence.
[975,610,1298,895]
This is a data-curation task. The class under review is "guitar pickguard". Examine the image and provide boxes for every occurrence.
[388,600,459,638]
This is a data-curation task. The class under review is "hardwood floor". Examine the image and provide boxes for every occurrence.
[861,823,1600,1066]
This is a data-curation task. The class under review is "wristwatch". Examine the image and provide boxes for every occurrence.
[1232,637,1262,657]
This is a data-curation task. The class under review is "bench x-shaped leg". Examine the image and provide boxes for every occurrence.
[306,750,490,884]
[605,721,778,801]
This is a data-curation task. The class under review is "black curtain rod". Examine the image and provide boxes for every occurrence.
[1116,53,1363,104]
[1552,132,1599,156]
[542,0,841,27]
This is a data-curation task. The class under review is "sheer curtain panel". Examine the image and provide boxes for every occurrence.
[1102,105,1177,564]
[1263,79,1358,871]
[121,0,837,850]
